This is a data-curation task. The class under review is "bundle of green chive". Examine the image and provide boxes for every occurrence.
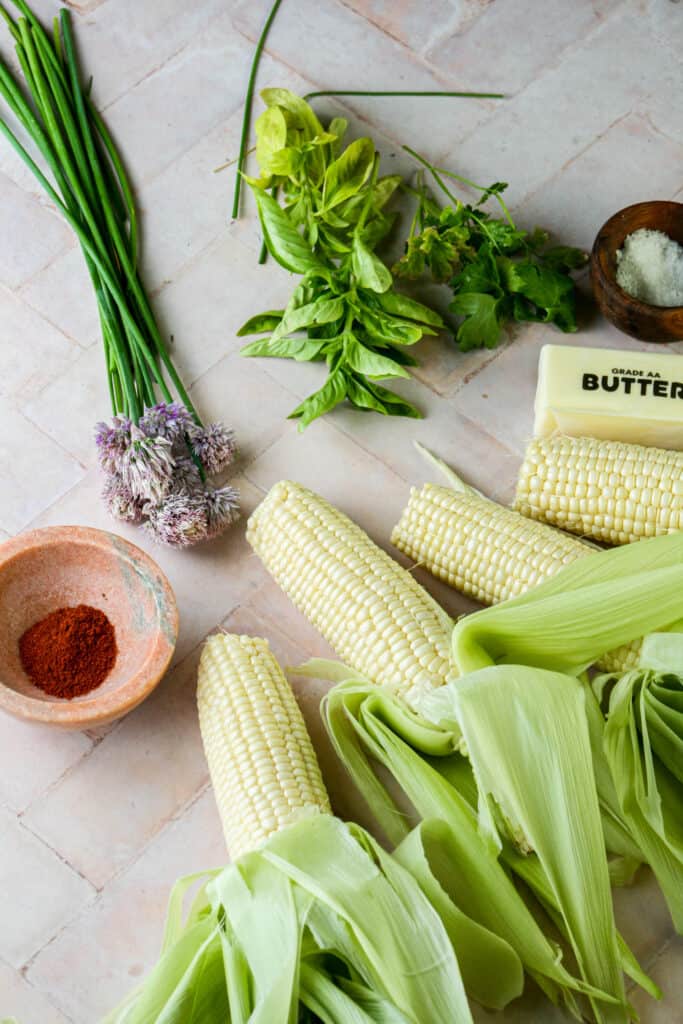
[0,0,239,546]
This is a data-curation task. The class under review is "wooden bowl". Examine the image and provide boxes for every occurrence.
[590,201,683,342]
[0,526,178,729]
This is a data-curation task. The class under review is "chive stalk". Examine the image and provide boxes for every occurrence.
[0,2,239,546]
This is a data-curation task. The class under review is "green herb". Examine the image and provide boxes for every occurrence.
[231,0,283,221]
[0,1,238,547]
[395,149,587,351]
[238,89,445,427]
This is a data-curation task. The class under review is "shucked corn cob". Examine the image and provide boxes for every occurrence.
[247,481,455,706]
[514,435,683,545]
[392,481,640,674]
[197,633,331,859]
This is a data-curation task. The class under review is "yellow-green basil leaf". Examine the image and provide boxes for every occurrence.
[260,88,325,139]
[272,296,345,342]
[372,174,403,210]
[255,106,288,173]
[351,235,392,293]
[323,138,375,210]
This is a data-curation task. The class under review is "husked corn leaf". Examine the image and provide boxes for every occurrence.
[451,666,629,1024]
[298,963,412,1023]
[106,816,474,1024]
[317,667,616,1017]
[263,816,472,1023]
[594,636,683,932]
[452,531,683,675]
[394,822,524,1009]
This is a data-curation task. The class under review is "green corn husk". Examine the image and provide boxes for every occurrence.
[442,666,628,1024]
[309,531,683,1022]
[451,531,683,676]
[105,815,474,1024]
[316,666,649,1021]
[593,633,683,932]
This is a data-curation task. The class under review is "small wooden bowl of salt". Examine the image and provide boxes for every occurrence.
[591,201,683,342]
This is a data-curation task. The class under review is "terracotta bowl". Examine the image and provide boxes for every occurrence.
[590,200,683,342]
[0,526,178,729]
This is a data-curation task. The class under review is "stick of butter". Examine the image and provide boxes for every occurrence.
[534,344,683,450]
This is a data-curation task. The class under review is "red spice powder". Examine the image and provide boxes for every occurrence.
[19,604,117,699]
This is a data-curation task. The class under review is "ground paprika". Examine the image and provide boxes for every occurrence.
[19,604,117,698]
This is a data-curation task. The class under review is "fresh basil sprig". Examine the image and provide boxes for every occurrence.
[395,150,587,352]
[238,90,442,427]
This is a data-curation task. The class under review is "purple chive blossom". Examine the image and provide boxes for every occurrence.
[94,416,132,473]
[95,407,240,547]
[205,484,240,536]
[139,402,195,441]
[173,455,204,494]
[144,491,210,548]
[188,422,237,475]
[101,474,146,524]
[119,425,175,503]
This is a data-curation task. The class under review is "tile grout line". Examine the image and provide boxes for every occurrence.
[0,953,76,1024]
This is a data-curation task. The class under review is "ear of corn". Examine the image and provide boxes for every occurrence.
[246,480,455,706]
[514,435,683,545]
[391,481,640,674]
[197,632,331,860]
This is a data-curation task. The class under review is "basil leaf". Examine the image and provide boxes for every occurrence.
[345,338,410,380]
[288,371,349,428]
[241,336,327,360]
[360,211,397,251]
[267,146,303,177]
[372,174,402,211]
[254,191,326,275]
[351,235,392,293]
[323,138,374,210]
[346,375,422,419]
[328,117,348,156]
[236,310,284,336]
[273,296,345,341]
[380,344,419,367]
[376,291,443,328]
[255,106,288,173]
[360,311,425,346]
[451,292,503,351]
[260,88,324,140]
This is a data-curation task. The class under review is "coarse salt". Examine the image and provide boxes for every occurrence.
[615,227,683,307]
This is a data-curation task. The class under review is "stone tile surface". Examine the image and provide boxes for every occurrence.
[0,959,69,1024]
[0,806,95,968]
[22,645,211,889]
[0,0,681,1020]
[0,176,72,290]
[0,716,92,814]
[0,401,86,535]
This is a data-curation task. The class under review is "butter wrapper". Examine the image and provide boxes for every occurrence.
[534,344,683,450]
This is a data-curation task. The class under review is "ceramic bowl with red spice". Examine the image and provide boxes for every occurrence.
[0,526,178,729]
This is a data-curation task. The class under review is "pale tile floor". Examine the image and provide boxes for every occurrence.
[0,0,681,1020]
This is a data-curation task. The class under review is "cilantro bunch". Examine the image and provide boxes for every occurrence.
[394,151,587,351]
[238,90,441,427]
